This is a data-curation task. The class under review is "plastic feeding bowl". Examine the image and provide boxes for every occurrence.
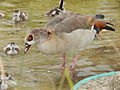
[73,71,120,90]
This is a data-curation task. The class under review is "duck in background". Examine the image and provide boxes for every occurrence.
[46,0,65,17]
[12,9,28,25]
[0,72,17,90]
[0,56,17,90]
[3,42,20,55]
[0,11,5,19]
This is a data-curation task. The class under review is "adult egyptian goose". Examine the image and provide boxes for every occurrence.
[24,24,96,74]
[0,72,17,90]
[0,11,5,19]
[12,9,28,24]
[24,14,115,75]
[3,42,20,55]
[46,0,65,17]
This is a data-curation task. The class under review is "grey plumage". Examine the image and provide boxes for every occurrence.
[45,12,94,34]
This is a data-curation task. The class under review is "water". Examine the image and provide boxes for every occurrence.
[0,0,120,90]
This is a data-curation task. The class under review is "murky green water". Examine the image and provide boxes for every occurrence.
[0,0,120,90]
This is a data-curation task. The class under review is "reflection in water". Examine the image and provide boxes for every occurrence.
[0,0,120,90]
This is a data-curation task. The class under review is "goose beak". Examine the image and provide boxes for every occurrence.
[24,43,31,53]
[8,78,17,86]
[8,76,13,80]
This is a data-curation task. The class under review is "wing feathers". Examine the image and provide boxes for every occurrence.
[45,13,94,34]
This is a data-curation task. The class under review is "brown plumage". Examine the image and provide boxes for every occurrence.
[45,12,115,34]
[94,21,107,29]
[45,13,94,34]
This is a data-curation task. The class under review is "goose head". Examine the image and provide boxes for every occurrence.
[46,0,65,17]
[24,28,51,53]
[46,8,63,17]
[0,72,17,90]
[0,11,5,19]
[3,42,20,55]
[12,9,21,22]
[24,34,35,53]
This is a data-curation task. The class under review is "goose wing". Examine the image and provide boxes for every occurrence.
[45,13,94,34]
[45,12,75,29]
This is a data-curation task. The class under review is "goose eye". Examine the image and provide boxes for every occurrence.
[5,72,9,77]
[6,47,10,51]
[15,48,19,52]
[27,35,33,41]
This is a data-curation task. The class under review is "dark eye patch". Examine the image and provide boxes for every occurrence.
[15,48,20,53]
[15,10,19,13]
[5,48,10,54]
[6,47,10,51]
[5,72,9,77]
[27,35,33,41]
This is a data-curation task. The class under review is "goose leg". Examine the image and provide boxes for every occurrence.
[61,53,66,74]
[71,53,77,70]
[61,53,66,68]
[70,53,78,80]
